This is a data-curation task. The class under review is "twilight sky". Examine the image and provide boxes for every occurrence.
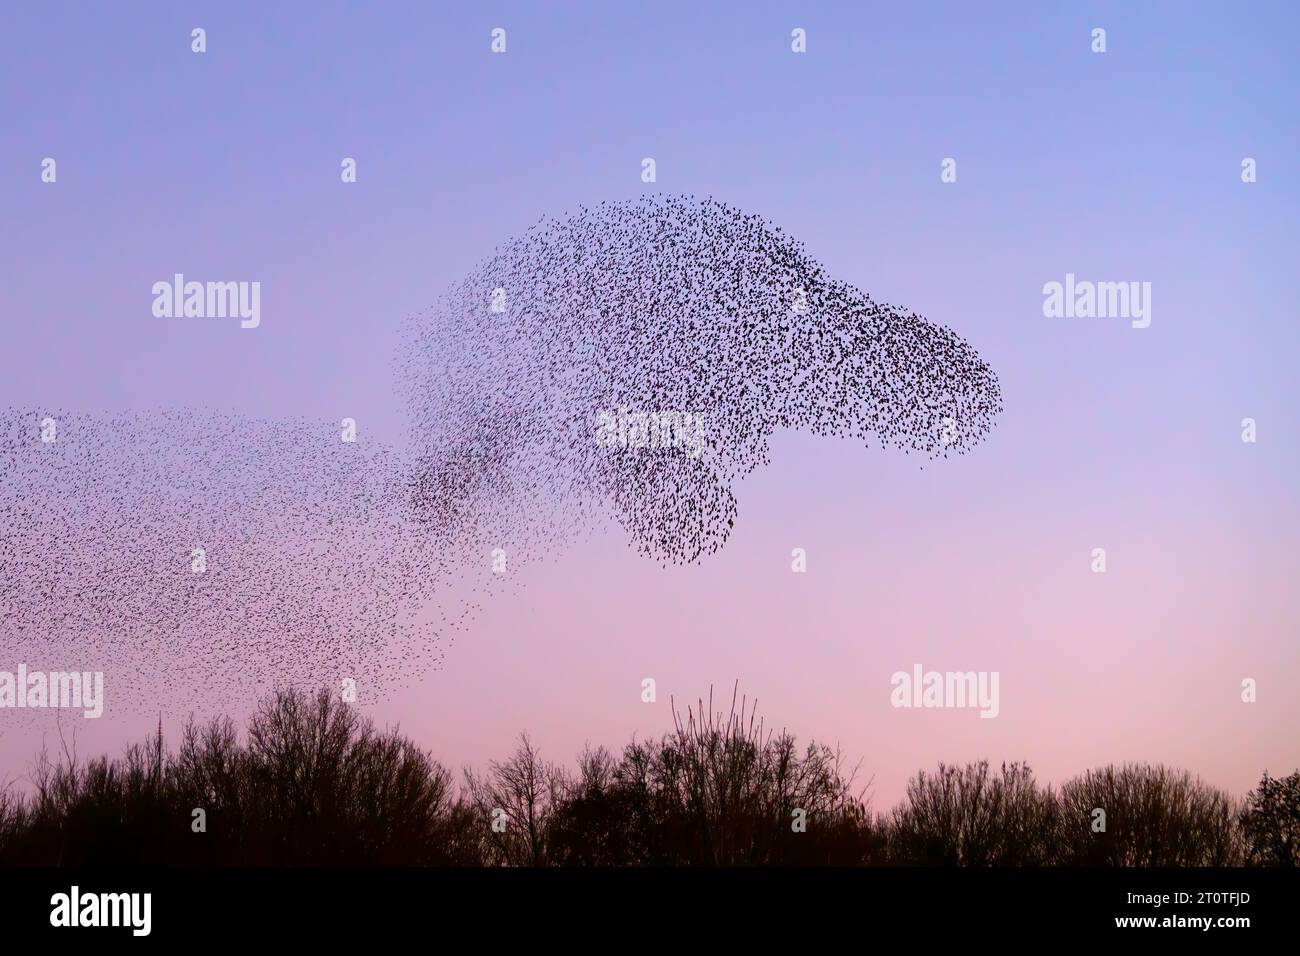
[2,1,1297,807]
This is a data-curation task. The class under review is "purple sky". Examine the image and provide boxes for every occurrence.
[2,1,1297,807]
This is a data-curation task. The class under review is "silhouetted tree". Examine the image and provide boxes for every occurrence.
[0,687,1290,868]
[547,686,879,865]
[885,761,1057,865]
[464,733,564,866]
[1056,763,1241,866]
[0,688,475,865]
[1241,771,1300,866]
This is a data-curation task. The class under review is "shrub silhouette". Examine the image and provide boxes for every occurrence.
[545,689,879,865]
[0,686,1289,867]
[1056,763,1242,866]
[883,761,1058,865]
[0,688,474,865]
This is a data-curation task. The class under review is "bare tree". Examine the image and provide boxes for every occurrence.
[1241,770,1300,866]
[885,761,1057,865]
[464,733,564,866]
[1057,763,1242,866]
[0,686,1290,868]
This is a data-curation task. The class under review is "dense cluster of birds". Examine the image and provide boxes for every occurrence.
[401,195,1003,565]
[0,410,469,716]
[1,195,1001,717]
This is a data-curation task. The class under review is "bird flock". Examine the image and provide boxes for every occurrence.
[0,195,1001,718]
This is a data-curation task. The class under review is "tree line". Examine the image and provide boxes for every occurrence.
[1,686,1295,866]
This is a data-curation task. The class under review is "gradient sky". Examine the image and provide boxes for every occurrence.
[2,1,1298,808]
